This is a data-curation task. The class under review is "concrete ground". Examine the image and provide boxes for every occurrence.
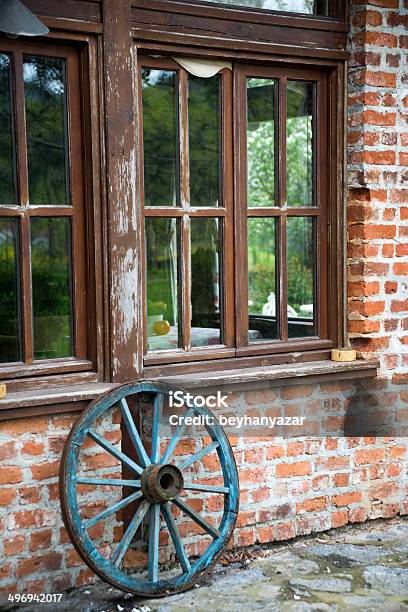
[8,516,408,612]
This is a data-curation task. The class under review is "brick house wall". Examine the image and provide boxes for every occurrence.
[0,0,407,596]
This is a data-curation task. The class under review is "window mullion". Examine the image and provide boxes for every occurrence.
[178,69,191,350]
[278,77,288,342]
[14,51,33,363]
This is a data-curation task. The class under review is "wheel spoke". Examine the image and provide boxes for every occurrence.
[84,490,144,529]
[88,429,143,475]
[77,477,141,487]
[160,406,194,465]
[178,441,219,470]
[151,394,162,464]
[111,499,151,567]
[148,504,160,583]
[119,398,151,468]
[173,497,220,538]
[161,503,191,573]
[183,483,229,494]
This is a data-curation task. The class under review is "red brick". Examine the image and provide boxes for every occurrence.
[297,497,327,513]
[348,301,385,316]
[29,530,52,552]
[0,488,16,506]
[348,320,380,334]
[0,442,17,460]
[369,482,399,501]
[21,441,44,456]
[265,445,285,460]
[275,461,311,478]
[16,553,62,578]
[31,460,60,481]
[3,535,25,556]
[0,417,48,435]
[349,507,366,523]
[332,492,362,507]
[0,466,23,484]
[385,281,398,294]
[332,511,349,528]
[354,448,386,464]
[363,110,396,126]
[257,526,274,544]
[276,522,296,541]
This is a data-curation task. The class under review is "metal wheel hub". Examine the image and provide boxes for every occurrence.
[141,463,184,503]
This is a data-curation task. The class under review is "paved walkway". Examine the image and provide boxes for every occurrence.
[12,517,408,611]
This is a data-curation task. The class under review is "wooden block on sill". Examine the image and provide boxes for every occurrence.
[0,384,6,400]
[331,349,357,363]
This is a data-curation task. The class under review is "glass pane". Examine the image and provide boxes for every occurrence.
[24,56,69,205]
[287,217,316,337]
[189,75,221,207]
[0,219,20,362]
[0,54,16,205]
[191,218,222,347]
[287,81,314,207]
[31,218,73,359]
[247,78,276,207]
[248,217,278,342]
[142,69,178,207]
[146,218,179,351]
[196,0,332,16]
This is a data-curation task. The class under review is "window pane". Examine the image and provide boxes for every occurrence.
[287,217,316,337]
[247,78,276,207]
[189,75,221,207]
[287,81,314,207]
[24,56,69,205]
[191,218,222,347]
[248,217,278,342]
[146,218,179,351]
[196,0,332,16]
[142,69,178,207]
[31,218,73,359]
[0,219,20,362]
[0,54,16,205]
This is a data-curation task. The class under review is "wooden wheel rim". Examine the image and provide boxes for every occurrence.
[59,381,239,597]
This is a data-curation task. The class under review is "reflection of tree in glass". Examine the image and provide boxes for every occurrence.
[146,218,178,326]
[189,76,220,207]
[142,69,177,206]
[0,54,16,205]
[191,219,220,328]
[24,56,68,205]
[248,218,275,314]
[247,78,275,206]
[287,81,313,206]
[0,220,19,362]
[287,217,313,313]
[31,218,73,358]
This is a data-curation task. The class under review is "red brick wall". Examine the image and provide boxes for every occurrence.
[0,0,407,596]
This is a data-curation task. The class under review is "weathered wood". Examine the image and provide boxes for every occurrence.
[103,0,142,382]
[150,359,380,391]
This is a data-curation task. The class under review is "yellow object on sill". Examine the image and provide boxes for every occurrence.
[0,384,6,399]
[331,349,357,362]
[153,320,171,336]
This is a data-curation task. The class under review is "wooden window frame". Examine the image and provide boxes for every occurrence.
[137,50,344,376]
[0,34,105,393]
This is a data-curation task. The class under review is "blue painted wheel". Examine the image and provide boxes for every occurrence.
[60,381,239,596]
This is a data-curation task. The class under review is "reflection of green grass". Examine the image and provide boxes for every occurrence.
[147,269,176,325]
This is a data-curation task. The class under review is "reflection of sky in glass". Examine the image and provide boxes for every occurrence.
[198,0,316,14]
[23,62,64,95]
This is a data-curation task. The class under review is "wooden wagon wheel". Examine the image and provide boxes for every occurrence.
[59,381,239,597]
